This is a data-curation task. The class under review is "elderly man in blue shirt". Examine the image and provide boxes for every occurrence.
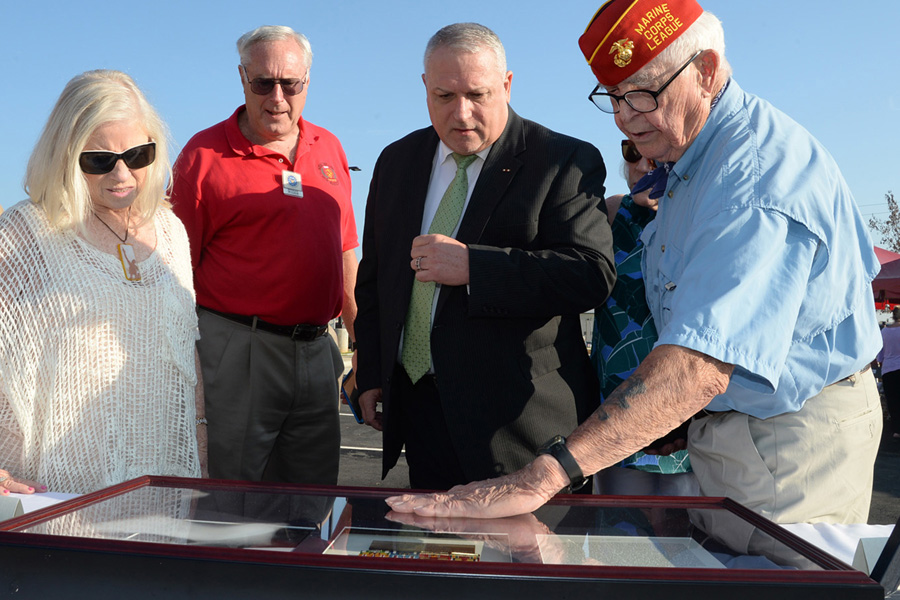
[387,0,882,526]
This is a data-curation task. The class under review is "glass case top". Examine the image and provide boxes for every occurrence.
[0,476,845,574]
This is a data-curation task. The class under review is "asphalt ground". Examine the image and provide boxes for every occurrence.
[336,356,900,526]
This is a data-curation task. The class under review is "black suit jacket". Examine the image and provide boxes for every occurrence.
[354,107,615,482]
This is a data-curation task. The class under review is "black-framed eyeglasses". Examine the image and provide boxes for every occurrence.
[621,139,656,168]
[589,50,704,114]
[241,65,308,96]
[79,142,156,175]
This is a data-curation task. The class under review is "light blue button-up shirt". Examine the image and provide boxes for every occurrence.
[641,79,881,419]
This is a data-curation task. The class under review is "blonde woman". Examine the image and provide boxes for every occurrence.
[0,70,205,495]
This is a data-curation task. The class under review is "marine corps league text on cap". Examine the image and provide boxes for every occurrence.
[579,0,703,86]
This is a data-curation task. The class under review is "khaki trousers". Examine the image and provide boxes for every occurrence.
[688,369,882,524]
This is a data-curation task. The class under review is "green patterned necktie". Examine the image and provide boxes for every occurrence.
[401,152,478,384]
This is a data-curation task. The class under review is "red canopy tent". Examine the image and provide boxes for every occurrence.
[875,246,900,265]
[873,246,900,307]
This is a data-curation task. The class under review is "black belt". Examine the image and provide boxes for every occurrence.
[832,364,871,385]
[200,306,328,341]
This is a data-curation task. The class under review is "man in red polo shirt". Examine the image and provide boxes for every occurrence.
[171,25,358,485]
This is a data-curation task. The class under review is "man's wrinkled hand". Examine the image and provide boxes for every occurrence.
[385,456,567,519]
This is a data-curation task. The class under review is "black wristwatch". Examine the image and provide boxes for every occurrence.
[536,435,587,492]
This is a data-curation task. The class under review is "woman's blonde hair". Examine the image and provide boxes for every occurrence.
[24,69,172,233]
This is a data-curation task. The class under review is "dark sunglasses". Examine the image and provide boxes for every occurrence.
[79,142,156,175]
[242,65,308,96]
[621,139,656,168]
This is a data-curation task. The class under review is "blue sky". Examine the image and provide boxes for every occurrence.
[3,1,899,247]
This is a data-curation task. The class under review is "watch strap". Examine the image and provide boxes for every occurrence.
[537,435,587,492]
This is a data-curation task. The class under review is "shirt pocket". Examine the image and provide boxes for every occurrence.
[657,244,684,330]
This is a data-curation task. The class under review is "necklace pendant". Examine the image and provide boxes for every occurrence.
[117,244,142,281]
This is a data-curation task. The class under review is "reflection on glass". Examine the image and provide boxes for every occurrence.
[13,482,826,570]
[24,486,330,551]
[541,535,725,568]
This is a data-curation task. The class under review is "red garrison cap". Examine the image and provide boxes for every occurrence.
[579,0,703,86]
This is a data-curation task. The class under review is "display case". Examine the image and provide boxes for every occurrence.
[0,476,887,599]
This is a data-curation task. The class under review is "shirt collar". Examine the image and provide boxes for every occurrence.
[436,140,491,166]
[225,105,309,160]
[672,78,740,180]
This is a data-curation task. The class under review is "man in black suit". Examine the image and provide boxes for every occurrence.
[354,22,615,490]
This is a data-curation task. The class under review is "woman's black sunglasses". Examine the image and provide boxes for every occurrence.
[621,139,642,163]
[621,139,656,167]
[79,142,156,175]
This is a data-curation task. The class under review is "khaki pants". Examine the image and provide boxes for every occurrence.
[688,369,882,524]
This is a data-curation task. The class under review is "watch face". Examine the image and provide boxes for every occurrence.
[539,435,565,454]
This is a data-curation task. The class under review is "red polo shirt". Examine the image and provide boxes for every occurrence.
[171,107,357,326]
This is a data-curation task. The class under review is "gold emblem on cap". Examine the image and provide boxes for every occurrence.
[610,39,634,68]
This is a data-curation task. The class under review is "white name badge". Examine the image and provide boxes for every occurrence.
[282,170,303,198]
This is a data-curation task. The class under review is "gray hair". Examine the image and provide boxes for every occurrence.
[24,70,172,233]
[237,25,313,70]
[620,160,630,184]
[620,11,732,88]
[424,22,507,75]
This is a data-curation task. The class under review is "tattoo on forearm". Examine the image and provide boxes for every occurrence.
[617,374,648,406]
[595,375,647,421]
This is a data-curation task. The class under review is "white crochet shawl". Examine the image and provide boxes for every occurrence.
[0,201,201,493]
